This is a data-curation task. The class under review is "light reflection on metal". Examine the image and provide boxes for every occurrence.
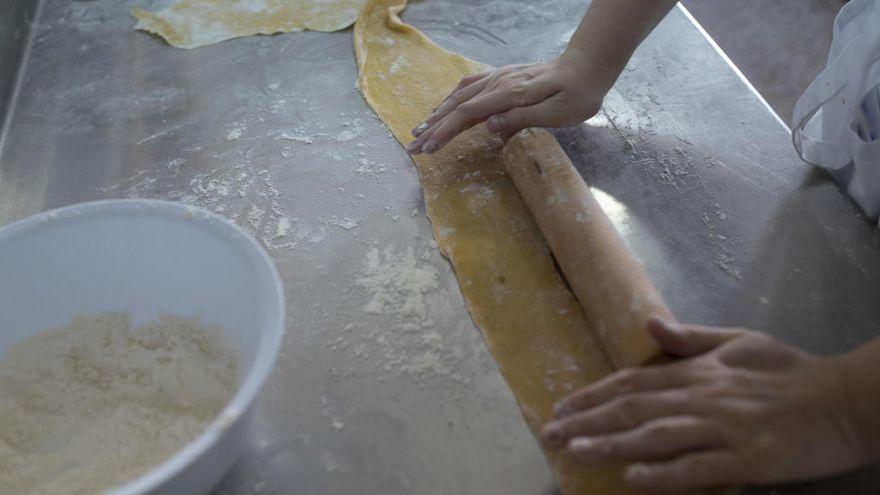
[584,112,611,128]
[591,187,632,236]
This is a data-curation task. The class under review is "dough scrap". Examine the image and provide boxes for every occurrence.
[132,0,366,49]
[355,1,642,492]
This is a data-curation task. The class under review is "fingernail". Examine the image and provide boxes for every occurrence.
[664,320,682,331]
[487,115,504,133]
[650,316,675,329]
[569,437,594,452]
[625,463,651,482]
[412,122,428,137]
[406,142,421,154]
[553,402,572,418]
[541,423,563,448]
[422,141,438,154]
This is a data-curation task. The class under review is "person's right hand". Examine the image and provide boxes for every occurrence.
[541,319,870,491]
[406,50,617,155]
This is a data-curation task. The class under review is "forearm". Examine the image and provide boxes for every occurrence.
[563,0,678,92]
[836,337,880,460]
[408,0,678,152]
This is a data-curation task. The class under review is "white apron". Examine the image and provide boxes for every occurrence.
[792,0,880,225]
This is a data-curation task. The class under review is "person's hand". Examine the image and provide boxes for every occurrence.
[540,318,869,491]
[406,50,616,155]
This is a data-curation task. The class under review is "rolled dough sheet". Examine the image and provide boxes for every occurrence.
[355,1,643,493]
[132,0,366,49]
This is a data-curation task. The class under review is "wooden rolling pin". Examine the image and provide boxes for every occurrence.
[503,128,673,368]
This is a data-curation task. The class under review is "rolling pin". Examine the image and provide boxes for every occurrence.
[503,128,673,368]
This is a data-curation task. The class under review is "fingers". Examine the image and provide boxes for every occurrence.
[567,416,720,464]
[415,74,491,135]
[541,390,700,449]
[407,63,567,154]
[408,94,507,153]
[438,71,491,111]
[624,451,742,491]
[409,86,555,154]
[648,318,744,358]
[485,99,561,139]
[552,365,689,419]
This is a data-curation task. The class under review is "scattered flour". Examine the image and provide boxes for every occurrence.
[316,245,471,386]
[714,252,743,280]
[226,128,243,141]
[355,158,386,179]
[0,313,237,495]
[458,183,494,197]
[322,453,342,473]
[319,395,345,432]
[112,164,319,251]
[357,246,439,323]
[601,104,743,281]
[276,132,315,144]
[335,129,359,142]
[275,216,292,238]
[164,157,185,170]
[323,215,359,231]
[702,210,743,280]
[247,205,267,231]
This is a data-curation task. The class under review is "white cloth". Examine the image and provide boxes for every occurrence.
[792,0,880,224]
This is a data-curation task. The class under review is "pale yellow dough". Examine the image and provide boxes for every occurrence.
[355,1,648,493]
[132,0,366,49]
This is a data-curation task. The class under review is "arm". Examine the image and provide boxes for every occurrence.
[566,0,678,88]
[406,0,678,154]
[541,319,877,491]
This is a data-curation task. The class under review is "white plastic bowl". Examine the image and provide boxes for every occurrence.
[0,199,285,495]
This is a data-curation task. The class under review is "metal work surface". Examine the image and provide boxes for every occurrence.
[0,0,38,132]
[2,0,880,493]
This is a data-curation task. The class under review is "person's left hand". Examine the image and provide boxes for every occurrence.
[540,318,868,491]
[405,50,614,155]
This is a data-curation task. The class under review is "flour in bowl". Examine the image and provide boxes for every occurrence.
[0,313,238,495]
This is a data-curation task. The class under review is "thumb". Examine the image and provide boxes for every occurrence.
[647,318,744,358]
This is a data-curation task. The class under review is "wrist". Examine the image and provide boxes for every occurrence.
[832,351,880,462]
[558,46,620,96]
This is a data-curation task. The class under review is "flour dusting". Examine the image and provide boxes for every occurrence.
[107,164,321,250]
[357,246,439,323]
[323,215,360,231]
[320,244,470,385]
[226,128,243,141]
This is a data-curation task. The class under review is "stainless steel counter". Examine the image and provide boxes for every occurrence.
[2,0,879,493]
